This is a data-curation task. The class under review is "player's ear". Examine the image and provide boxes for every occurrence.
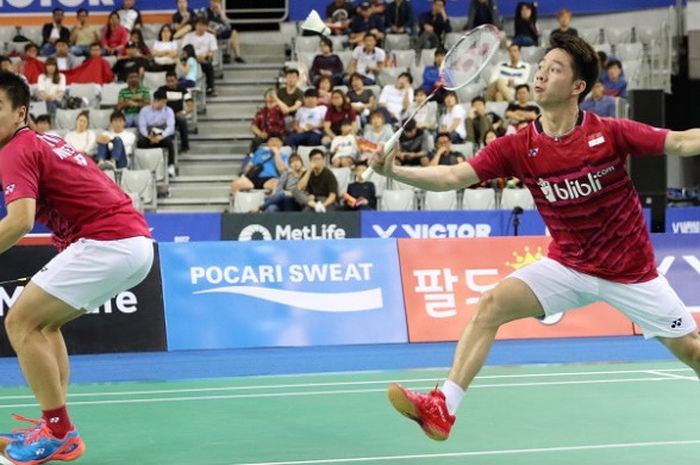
[571,79,586,99]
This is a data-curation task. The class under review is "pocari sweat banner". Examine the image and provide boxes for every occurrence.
[160,239,407,350]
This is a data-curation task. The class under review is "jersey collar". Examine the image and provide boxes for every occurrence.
[534,110,585,138]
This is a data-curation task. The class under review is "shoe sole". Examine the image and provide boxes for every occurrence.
[0,440,85,465]
[386,384,448,441]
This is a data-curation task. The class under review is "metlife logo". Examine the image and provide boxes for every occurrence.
[222,212,360,241]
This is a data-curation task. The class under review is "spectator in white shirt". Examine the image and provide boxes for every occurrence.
[36,57,66,115]
[486,43,531,102]
[439,91,467,142]
[150,24,179,72]
[285,88,328,148]
[65,110,96,156]
[183,17,218,96]
[331,118,359,167]
[346,33,385,85]
[113,0,142,32]
[378,71,414,124]
[404,87,437,131]
[96,110,135,169]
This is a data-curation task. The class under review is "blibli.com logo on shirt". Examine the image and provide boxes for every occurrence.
[538,166,615,203]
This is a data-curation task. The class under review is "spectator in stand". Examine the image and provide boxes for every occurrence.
[428,131,465,166]
[65,111,97,157]
[439,91,467,143]
[342,161,377,210]
[37,57,65,115]
[598,51,619,82]
[275,68,304,116]
[70,9,100,57]
[113,0,143,32]
[117,70,150,127]
[549,8,578,43]
[420,47,446,104]
[40,8,70,57]
[330,118,359,167]
[150,25,179,72]
[465,96,492,146]
[0,56,27,85]
[19,43,44,84]
[385,0,414,35]
[504,84,539,129]
[259,153,308,212]
[112,41,149,82]
[124,29,150,57]
[580,81,616,117]
[231,132,290,195]
[298,149,338,212]
[137,88,177,177]
[310,37,344,86]
[176,44,198,88]
[326,0,355,36]
[602,59,627,98]
[285,89,328,148]
[350,3,385,46]
[183,17,218,96]
[416,0,451,51]
[404,87,437,131]
[102,12,129,56]
[251,89,286,152]
[324,89,357,144]
[317,75,333,106]
[467,0,502,30]
[361,110,393,159]
[379,71,414,125]
[33,114,58,135]
[512,2,538,47]
[83,42,115,84]
[347,72,376,125]
[158,71,191,153]
[201,0,245,63]
[172,0,196,40]
[397,119,430,166]
[347,33,385,85]
[95,110,135,169]
[53,39,77,71]
[486,43,530,101]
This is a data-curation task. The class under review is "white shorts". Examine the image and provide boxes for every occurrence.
[509,257,697,340]
[32,236,154,311]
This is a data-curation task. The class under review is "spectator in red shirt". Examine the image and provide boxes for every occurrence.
[323,89,357,144]
[101,12,129,56]
[251,89,286,152]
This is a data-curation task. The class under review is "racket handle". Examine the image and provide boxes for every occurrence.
[384,128,404,155]
[362,166,375,181]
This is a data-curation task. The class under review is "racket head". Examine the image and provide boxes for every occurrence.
[440,24,501,91]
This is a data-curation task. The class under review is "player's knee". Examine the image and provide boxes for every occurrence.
[472,292,508,328]
[4,310,30,348]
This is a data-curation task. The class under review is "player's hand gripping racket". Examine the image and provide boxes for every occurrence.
[364,24,501,181]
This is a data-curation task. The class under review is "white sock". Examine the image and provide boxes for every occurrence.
[441,380,464,415]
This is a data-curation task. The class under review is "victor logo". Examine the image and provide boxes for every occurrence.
[372,223,492,239]
[538,166,615,203]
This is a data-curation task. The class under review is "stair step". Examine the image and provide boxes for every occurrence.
[190,133,254,141]
[222,69,280,80]
[179,154,245,162]
[196,120,252,133]
[201,103,261,118]
[170,175,234,183]
[168,184,231,198]
[178,162,238,177]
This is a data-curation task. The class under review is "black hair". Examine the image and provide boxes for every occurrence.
[52,7,64,14]
[606,59,622,70]
[182,44,195,59]
[320,37,333,51]
[436,132,451,142]
[110,110,125,121]
[515,83,530,93]
[471,95,485,105]
[159,24,174,41]
[548,34,599,103]
[153,88,168,101]
[0,71,30,123]
[398,71,413,84]
[165,70,178,78]
[309,149,325,159]
[77,8,88,15]
[35,114,52,125]
[285,68,300,76]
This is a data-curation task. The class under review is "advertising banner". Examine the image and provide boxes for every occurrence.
[0,0,208,18]
[665,207,700,234]
[160,239,407,350]
[221,212,360,241]
[0,245,166,355]
[145,212,221,243]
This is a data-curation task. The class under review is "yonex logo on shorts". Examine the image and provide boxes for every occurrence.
[4,184,15,195]
[671,318,683,329]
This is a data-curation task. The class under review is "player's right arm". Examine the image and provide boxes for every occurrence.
[0,198,35,254]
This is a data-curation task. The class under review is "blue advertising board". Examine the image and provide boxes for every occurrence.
[145,212,221,242]
[0,0,208,17]
[665,207,700,234]
[160,239,407,350]
[651,234,700,313]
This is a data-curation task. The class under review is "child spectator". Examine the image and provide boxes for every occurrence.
[285,89,328,148]
[404,88,437,131]
[439,91,467,143]
[259,153,307,212]
[331,118,359,167]
[343,161,377,210]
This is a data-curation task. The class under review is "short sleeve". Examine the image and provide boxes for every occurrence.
[0,145,40,204]
[467,136,517,182]
[607,118,669,158]
[351,46,361,61]
[376,48,386,63]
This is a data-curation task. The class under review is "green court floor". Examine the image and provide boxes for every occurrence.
[0,361,698,465]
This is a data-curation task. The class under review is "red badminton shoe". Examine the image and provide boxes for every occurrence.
[387,384,455,441]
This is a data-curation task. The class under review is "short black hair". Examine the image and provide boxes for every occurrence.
[471,95,485,105]
[110,110,125,121]
[165,70,177,78]
[0,71,30,123]
[77,8,88,15]
[515,83,530,93]
[196,17,209,26]
[52,7,64,14]
[309,149,325,159]
[127,69,140,77]
[320,36,333,51]
[0,55,10,65]
[304,88,319,98]
[436,132,451,142]
[153,88,168,101]
[267,132,283,141]
[606,59,622,70]
[35,114,52,125]
[56,38,68,45]
[435,47,447,56]
[548,34,599,103]
[398,71,413,84]
[285,68,299,76]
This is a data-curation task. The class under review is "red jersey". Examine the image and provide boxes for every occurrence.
[0,127,151,251]
[469,111,668,284]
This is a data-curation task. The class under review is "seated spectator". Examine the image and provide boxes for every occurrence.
[231,132,289,195]
[326,0,355,36]
[137,88,176,176]
[70,9,100,57]
[176,44,198,88]
[324,89,357,144]
[404,88,437,131]
[0,55,28,85]
[580,81,616,117]
[512,2,538,47]
[117,70,150,127]
[123,29,150,57]
[602,60,627,98]
[285,89,328,148]
[428,132,465,166]
[150,25,178,72]
[549,8,578,43]
[467,0,502,30]
[114,0,143,32]
[347,72,376,124]
[465,96,492,146]
[360,110,392,159]
[201,0,245,63]
[251,89,287,152]
[172,0,196,40]
[385,0,414,35]
[439,91,467,143]
[40,8,70,57]
[347,33,385,85]
[397,119,429,166]
[310,37,344,86]
[298,149,338,212]
[504,84,539,127]
[350,3,385,46]
[79,42,115,84]
[259,153,308,212]
[416,0,451,51]
[19,43,44,84]
[183,18,218,96]
[102,12,129,56]
[158,71,191,153]
[37,58,65,115]
[342,161,377,210]
[420,47,446,104]
[474,128,506,189]
[275,68,304,116]
[96,110,135,169]
[379,71,414,125]
[330,118,359,167]
[33,114,58,135]
[317,75,333,106]
[112,41,149,81]
[53,39,77,71]
[486,44,531,101]
[65,110,97,156]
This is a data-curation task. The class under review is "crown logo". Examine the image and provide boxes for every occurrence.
[506,246,544,270]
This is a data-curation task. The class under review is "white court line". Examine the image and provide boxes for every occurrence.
[227,439,700,465]
[0,367,692,401]
[645,370,697,381]
[0,377,685,409]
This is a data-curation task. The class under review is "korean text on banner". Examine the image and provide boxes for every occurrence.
[160,239,407,350]
[398,237,635,343]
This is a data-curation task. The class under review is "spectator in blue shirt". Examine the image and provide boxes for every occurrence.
[231,133,290,195]
[136,88,177,176]
[580,81,616,118]
[350,2,385,46]
[421,47,446,104]
[602,59,627,98]
[385,0,414,35]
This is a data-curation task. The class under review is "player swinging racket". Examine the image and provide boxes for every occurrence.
[370,35,700,441]
[0,71,153,464]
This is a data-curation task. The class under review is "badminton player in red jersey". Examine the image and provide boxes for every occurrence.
[370,35,700,441]
[0,71,152,464]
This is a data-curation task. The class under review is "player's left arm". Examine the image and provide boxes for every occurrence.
[0,198,36,254]
[664,129,700,157]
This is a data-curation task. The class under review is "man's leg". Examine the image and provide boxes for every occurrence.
[658,333,700,379]
[175,115,190,152]
[41,311,84,400]
[202,61,215,94]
